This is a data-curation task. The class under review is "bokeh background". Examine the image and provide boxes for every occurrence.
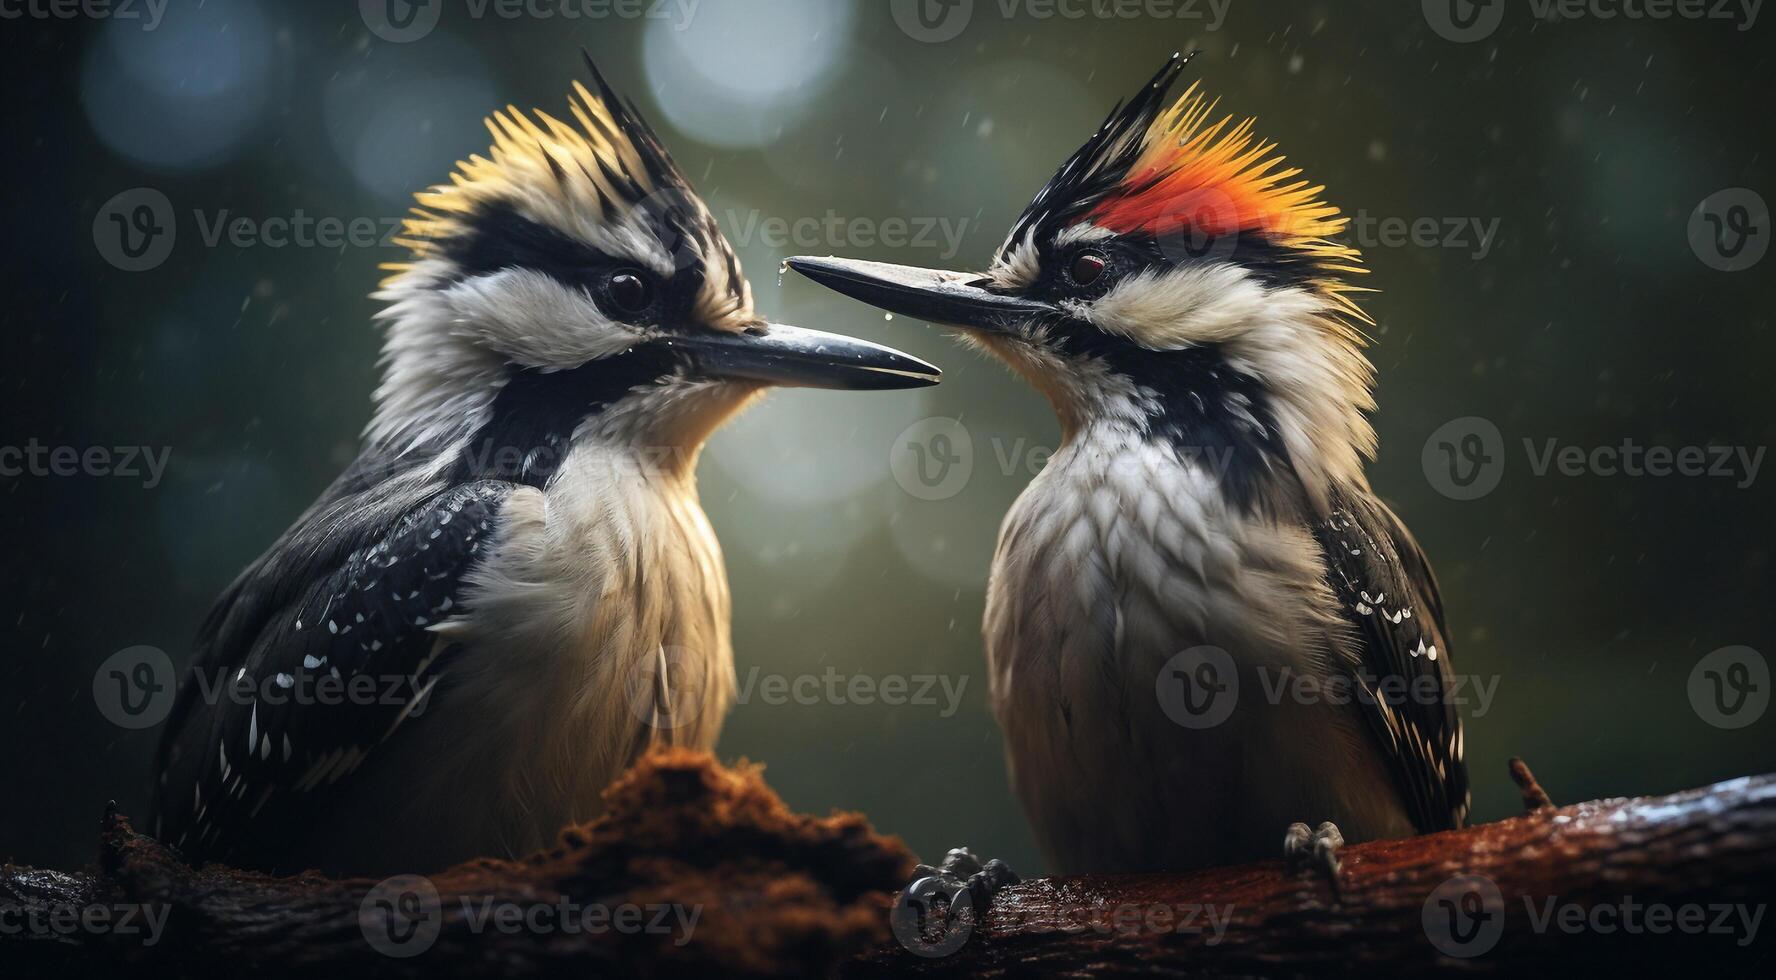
[3,0,1772,875]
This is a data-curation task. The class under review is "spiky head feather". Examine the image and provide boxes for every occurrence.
[380,53,750,329]
[1004,53,1368,321]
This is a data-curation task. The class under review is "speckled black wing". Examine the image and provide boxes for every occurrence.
[1314,490,1470,833]
[154,470,514,870]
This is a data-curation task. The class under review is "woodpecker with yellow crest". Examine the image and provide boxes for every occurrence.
[153,55,939,876]
[790,52,1468,899]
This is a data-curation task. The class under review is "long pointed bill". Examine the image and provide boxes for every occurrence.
[671,322,940,391]
[784,256,1055,333]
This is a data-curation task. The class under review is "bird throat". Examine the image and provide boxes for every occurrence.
[450,346,683,489]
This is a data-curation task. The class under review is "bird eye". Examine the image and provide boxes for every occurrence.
[1068,251,1107,287]
[607,271,652,313]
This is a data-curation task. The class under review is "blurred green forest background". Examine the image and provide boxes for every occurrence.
[2,0,1771,873]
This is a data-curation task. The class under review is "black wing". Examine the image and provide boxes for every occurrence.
[1313,489,1470,832]
[154,455,514,870]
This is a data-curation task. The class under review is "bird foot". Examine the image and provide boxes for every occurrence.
[1283,821,1344,895]
[890,847,1019,956]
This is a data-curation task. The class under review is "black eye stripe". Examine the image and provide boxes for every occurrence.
[1027,229,1331,300]
[441,201,702,322]
[445,201,615,286]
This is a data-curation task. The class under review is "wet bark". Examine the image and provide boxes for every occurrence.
[847,771,1776,977]
[5,757,1773,978]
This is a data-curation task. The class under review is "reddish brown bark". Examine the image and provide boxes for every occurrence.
[4,761,1773,978]
[1,750,914,978]
[848,773,1776,977]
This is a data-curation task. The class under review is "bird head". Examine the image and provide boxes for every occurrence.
[789,53,1377,507]
[369,54,939,473]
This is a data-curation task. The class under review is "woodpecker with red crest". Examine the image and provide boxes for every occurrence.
[790,52,1468,902]
[153,56,939,876]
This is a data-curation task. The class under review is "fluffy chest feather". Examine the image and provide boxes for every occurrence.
[985,428,1333,686]
[474,441,734,743]
[384,443,735,858]
[982,427,1405,872]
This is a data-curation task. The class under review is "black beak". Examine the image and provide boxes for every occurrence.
[784,256,1055,334]
[669,322,940,391]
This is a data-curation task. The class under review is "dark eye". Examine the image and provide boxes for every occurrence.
[1068,251,1107,287]
[607,271,652,313]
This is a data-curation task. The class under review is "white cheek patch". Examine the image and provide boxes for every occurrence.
[444,268,651,370]
[1084,262,1268,349]
[988,229,1042,291]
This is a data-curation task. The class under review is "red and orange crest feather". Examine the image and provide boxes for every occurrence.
[1005,54,1369,320]
[1091,82,1368,318]
[1089,82,1346,248]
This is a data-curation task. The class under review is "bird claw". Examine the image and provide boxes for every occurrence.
[1283,820,1344,895]
[892,846,1020,954]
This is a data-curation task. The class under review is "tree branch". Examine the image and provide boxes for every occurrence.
[6,762,1773,977]
[1,750,914,978]
[848,772,1776,977]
